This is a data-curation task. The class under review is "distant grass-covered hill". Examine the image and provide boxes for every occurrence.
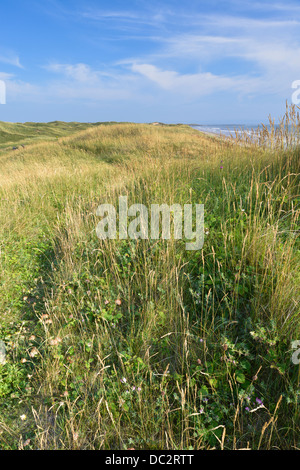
[0,120,121,150]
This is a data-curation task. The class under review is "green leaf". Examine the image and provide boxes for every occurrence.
[199,385,209,397]
[235,371,246,384]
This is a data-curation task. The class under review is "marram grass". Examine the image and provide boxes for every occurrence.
[0,116,299,450]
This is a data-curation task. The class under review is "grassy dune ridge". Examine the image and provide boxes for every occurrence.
[0,119,299,449]
[0,121,119,151]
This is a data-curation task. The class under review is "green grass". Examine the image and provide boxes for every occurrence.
[0,120,121,151]
[0,117,299,450]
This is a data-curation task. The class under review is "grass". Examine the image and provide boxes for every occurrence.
[0,120,119,151]
[0,113,299,450]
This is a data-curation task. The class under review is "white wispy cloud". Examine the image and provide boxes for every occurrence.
[0,72,15,80]
[44,63,100,83]
[5,62,139,104]
[131,63,263,95]
[81,10,141,20]
[80,7,166,30]
[0,52,23,68]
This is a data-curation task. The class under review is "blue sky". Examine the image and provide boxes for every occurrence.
[1,0,300,123]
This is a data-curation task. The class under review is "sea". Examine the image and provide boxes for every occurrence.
[189,124,260,138]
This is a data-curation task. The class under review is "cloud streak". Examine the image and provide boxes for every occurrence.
[0,52,23,68]
[131,63,263,96]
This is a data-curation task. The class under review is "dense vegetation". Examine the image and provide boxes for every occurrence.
[0,115,299,449]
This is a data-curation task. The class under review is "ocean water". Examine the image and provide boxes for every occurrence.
[189,124,259,138]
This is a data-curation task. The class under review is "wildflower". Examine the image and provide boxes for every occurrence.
[104,300,109,305]
[197,358,202,365]
[120,377,127,384]
[202,398,208,403]
[252,375,258,381]
[23,439,31,447]
[256,398,263,405]
[137,387,141,392]
[115,299,122,306]
[132,386,136,391]
[49,337,62,346]
[21,358,27,363]
[29,347,39,358]
[220,166,223,169]
[245,407,250,412]
[29,335,36,341]
[199,408,205,414]
[20,414,27,421]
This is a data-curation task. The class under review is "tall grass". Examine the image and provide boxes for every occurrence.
[231,102,300,150]
[0,115,299,450]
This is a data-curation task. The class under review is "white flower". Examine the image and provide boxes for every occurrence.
[20,414,27,421]
[29,347,39,358]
